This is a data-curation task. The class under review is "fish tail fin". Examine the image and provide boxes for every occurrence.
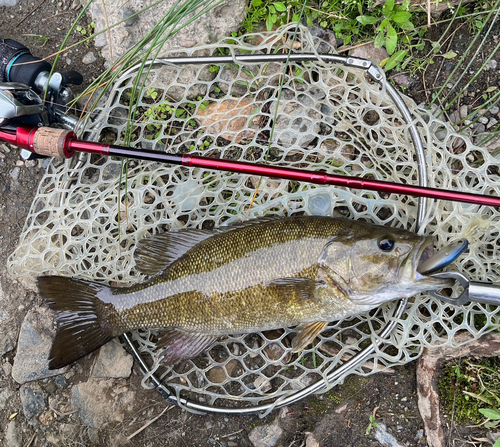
[37,276,117,370]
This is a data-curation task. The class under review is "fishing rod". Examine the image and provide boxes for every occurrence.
[1,124,500,208]
[0,37,499,208]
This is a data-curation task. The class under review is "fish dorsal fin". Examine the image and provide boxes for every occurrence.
[156,328,218,366]
[218,216,283,230]
[291,321,329,352]
[134,217,283,276]
[134,230,214,276]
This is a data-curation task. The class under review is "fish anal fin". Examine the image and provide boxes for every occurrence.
[134,230,214,276]
[157,328,218,366]
[292,321,329,352]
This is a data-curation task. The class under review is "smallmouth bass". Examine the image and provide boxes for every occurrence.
[38,216,449,370]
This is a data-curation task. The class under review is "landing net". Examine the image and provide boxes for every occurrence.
[8,25,500,415]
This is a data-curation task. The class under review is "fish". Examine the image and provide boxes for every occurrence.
[37,215,450,370]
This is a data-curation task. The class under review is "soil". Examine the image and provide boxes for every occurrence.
[0,2,498,447]
[395,12,500,127]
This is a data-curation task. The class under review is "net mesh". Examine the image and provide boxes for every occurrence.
[8,25,500,414]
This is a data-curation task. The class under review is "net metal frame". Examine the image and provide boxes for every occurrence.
[8,25,500,416]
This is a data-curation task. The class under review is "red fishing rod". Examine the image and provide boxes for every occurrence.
[1,37,498,209]
[2,125,499,208]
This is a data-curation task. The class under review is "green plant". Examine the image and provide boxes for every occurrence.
[244,0,289,32]
[22,34,49,48]
[141,95,208,140]
[365,407,379,435]
[357,0,414,55]
[241,0,423,69]
[76,22,95,36]
[439,355,500,447]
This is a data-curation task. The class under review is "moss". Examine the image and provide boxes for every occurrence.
[438,356,500,424]
[308,391,343,415]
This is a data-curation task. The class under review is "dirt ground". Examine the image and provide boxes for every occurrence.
[0,1,498,447]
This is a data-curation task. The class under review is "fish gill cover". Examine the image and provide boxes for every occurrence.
[7,25,500,415]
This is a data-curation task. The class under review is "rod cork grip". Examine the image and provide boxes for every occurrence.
[32,128,74,158]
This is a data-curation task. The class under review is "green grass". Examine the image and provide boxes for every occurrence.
[438,357,500,426]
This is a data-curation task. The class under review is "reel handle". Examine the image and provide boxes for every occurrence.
[0,38,52,88]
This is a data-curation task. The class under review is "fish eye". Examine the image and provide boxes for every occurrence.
[378,236,395,251]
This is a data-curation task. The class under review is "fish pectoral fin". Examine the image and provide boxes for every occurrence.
[291,321,329,352]
[267,277,322,301]
[134,230,214,276]
[156,328,218,366]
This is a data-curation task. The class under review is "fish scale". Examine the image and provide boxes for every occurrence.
[37,216,450,369]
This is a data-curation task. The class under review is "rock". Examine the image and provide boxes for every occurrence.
[87,0,247,68]
[488,432,500,445]
[0,310,14,356]
[59,424,81,443]
[11,307,67,384]
[0,335,14,357]
[2,361,12,376]
[82,51,97,65]
[373,423,405,447]
[417,332,500,447]
[0,0,17,5]
[473,123,486,134]
[443,62,456,72]
[194,97,264,143]
[5,420,22,447]
[248,422,283,447]
[0,143,11,153]
[91,341,134,378]
[253,375,271,393]
[24,159,37,168]
[45,433,62,445]
[349,43,389,66]
[19,383,46,421]
[448,105,468,124]
[262,341,286,362]
[305,432,320,447]
[487,117,498,129]
[0,388,14,408]
[484,133,500,152]
[392,74,416,88]
[485,59,498,70]
[55,376,68,388]
[490,105,499,115]
[207,366,227,384]
[122,7,138,26]
[9,167,20,181]
[270,89,322,148]
[71,379,133,427]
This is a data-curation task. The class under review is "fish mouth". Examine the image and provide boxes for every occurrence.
[416,237,435,272]
[412,238,454,288]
